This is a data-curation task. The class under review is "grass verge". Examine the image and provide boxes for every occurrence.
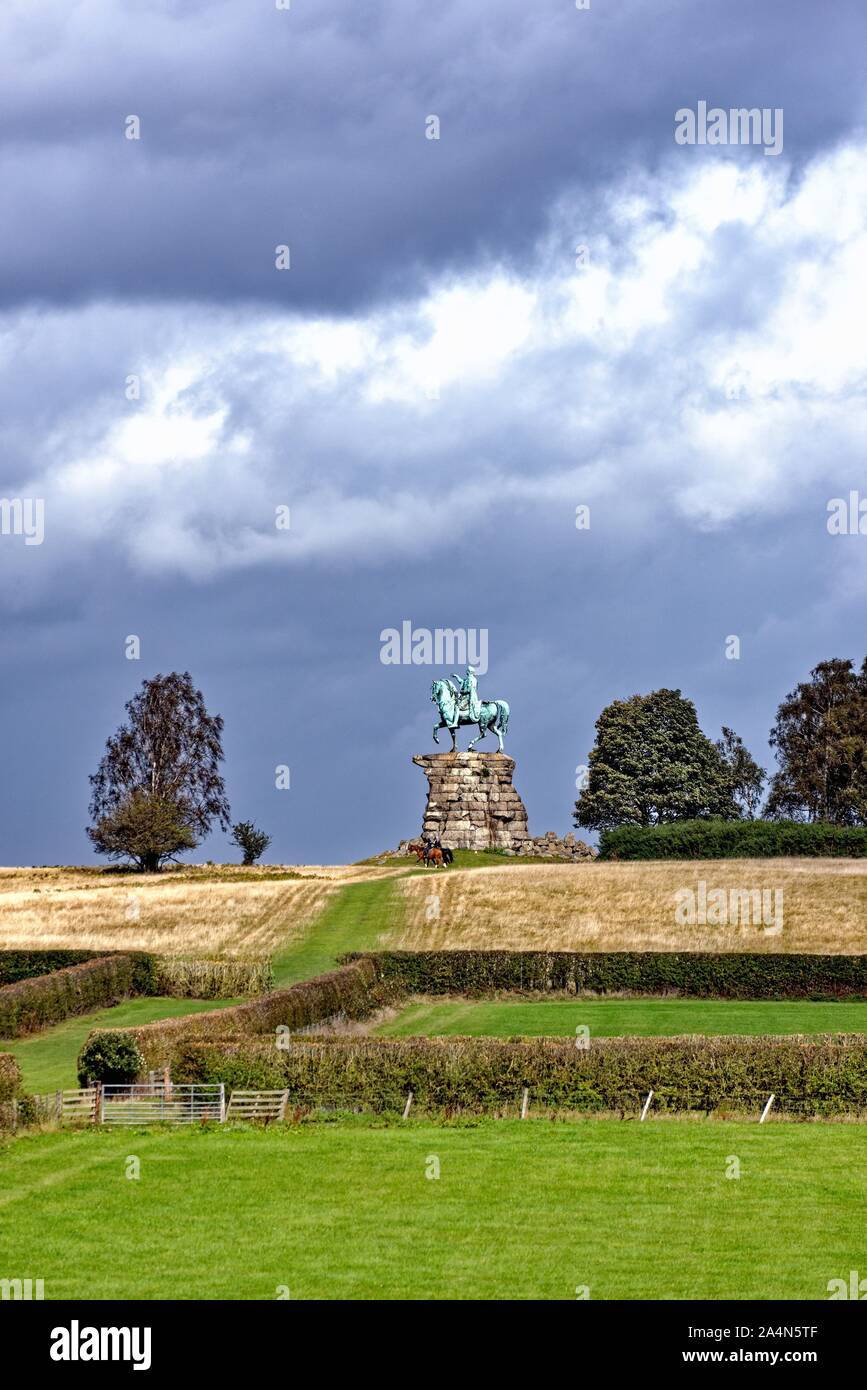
[0,1117,861,1299]
[272,877,406,986]
[375,997,867,1039]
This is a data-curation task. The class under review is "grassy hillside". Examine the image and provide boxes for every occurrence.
[0,864,394,961]
[396,859,867,954]
[376,996,867,1039]
[0,1117,861,1300]
[0,996,242,1093]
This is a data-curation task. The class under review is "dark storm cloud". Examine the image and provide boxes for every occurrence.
[1,0,865,312]
[2,0,866,867]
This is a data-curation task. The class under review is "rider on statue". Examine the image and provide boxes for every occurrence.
[447,665,482,729]
[430,665,510,753]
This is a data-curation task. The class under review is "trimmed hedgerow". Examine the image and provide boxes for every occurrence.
[0,954,152,1037]
[598,819,867,860]
[151,957,272,999]
[87,955,396,1070]
[343,950,867,1000]
[171,1033,867,1117]
[0,949,108,986]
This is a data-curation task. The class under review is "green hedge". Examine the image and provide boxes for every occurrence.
[0,949,108,986]
[90,956,396,1070]
[343,950,867,1000]
[0,955,153,1037]
[598,819,867,860]
[172,1033,867,1117]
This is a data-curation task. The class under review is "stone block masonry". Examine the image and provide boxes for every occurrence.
[412,751,531,851]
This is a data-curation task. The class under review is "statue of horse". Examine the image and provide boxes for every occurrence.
[430,678,510,752]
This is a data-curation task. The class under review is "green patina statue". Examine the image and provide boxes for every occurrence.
[431,665,510,752]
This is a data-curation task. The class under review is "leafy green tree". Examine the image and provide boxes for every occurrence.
[766,658,867,824]
[230,821,272,866]
[89,791,197,872]
[715,727,766,819]
[574,688,739,831]
[88,671,230,871]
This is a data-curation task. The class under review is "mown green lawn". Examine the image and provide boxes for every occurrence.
[272,877,405,986]
[376,997,867,1038]
[0,1117,862,1300]
[0,996,241,1094]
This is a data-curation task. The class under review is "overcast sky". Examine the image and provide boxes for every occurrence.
[1,0,866,865]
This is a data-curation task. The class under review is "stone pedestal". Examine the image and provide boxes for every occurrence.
[412,752,530,851]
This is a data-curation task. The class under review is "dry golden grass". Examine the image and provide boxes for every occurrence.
[0,866,355,959]
[396,859,867,954]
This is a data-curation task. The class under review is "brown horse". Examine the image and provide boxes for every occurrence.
[425,847,444,868]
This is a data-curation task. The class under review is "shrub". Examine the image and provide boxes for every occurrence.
[87,956,396,1069]
[172,1033,867,1117]
[0,1052,22,1103]
[0,954,154,1037]
[0,1052,22,1130]
[0,949,104,986]
[598,819,867,860]
[344,950,867,1000]
[152,957,273,999]
[77,1031,145,1085]
[230,821,272,866]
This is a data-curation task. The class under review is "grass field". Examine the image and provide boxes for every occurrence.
[0,1117,862,1300]
[0,864,394,960]
[376,997,867,1038]
[272,876,406,985]
[4,856,867,966]
[0,997,242,1093]
[397,859,867,954]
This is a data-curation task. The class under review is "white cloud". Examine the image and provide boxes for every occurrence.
[2,140,866,599]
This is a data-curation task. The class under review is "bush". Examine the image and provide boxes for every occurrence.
[0,949,104,986]
[0,1052,22,1103]
[230,821,272,866]
[344,950,867,1000]
[0,954,153,1037]
[77,1031,145,1085]
[152,957,273,999]
[89,956,396,1069]
[172,1033,867,1117]
[598,819,867,860]
[0,1052,22,1130]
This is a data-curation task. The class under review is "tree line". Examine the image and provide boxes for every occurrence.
[575,658,867,831]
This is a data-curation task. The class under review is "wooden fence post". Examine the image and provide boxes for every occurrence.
[520,1088,529,1119]
[402,1091,413,1119]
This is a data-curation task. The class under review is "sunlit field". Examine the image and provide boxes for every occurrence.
[397,860,867,954]
[0,865,394,960]
[0,1118,862,1300]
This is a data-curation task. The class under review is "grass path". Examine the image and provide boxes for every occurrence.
[271,875,408,986]
[0,997,242,1093]
[0,1117,863,1299]
[376,997,867,1038]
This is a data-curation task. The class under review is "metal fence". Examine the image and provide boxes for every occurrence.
[99,1083,225,1125]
